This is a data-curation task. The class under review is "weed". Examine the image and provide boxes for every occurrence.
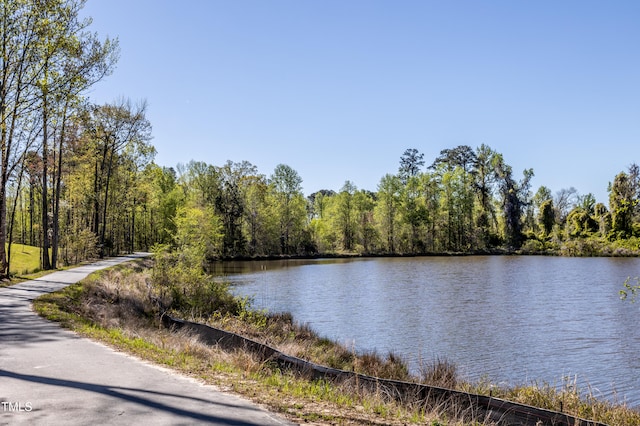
[420,356,459,389]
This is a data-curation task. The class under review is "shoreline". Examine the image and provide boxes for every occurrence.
[210,247,640,262]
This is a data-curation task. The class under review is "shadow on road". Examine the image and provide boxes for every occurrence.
[0,369,265,426]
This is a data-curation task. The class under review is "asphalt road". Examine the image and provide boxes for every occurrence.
[0,254,294,425]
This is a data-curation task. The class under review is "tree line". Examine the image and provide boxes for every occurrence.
[3,0,640,279]
[138,146,638,261]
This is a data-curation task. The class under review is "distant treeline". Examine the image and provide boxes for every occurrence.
[12,131,640,271]
[138,145,640,259]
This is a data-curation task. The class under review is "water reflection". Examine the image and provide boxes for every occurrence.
[215,256,640,406]
[209,257,362,275]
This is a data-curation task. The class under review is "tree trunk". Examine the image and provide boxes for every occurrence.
[41,92,51,270]
[29,180,35,246]
[7,157,27,272]
[130,197,135,253]
[51,102,70,269]
[0,184,8,277]
[100,148,114,256]
[92,159,100,239]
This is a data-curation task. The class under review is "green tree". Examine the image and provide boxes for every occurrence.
[242,174,269,256]
[184,160,220,207]
[80,99,153,257]
[431,145,477,174]
[400,174,429,252]
[436,166,473,251]
[431,146,477,250]
[0,0,46,275]
[307,190,338,253]
[269,164,306,255]
[174,204,223,260]
[594,202,611,237]
[353,189,377,253]
[609,171,635,237]
[0,0,116,275]
[35,0,118,269]
[150,165,183,245]
[565,205,598,237]
[336,181,357,251]
[629,163,640,221]
[538,199,555,237]
[307,189,335,221]
[398,148,424,184]
[530,186,553,235]
[495,156,533,249]
[376,174,401,252]
[419,172,440,251]
[216,160,257,256]
[473,144,500,246]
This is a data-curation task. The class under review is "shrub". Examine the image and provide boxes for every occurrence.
[519,239,546,254]
[150,244,244,320]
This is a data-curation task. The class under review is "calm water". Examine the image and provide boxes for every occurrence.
[214,256,640,406]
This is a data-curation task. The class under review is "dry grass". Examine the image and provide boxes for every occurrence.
[420,357,459,389]
[210,312,412,380]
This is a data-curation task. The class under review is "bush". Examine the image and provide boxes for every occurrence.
[558,239,606,257]
[150,244,244,320]
[519,239,546,254]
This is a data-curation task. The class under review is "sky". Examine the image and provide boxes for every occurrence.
[79,0,640,203]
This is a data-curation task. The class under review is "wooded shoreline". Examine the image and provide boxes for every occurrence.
[208,247,640,262]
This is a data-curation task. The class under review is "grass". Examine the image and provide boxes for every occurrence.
[0,244,58,287]
[8,243,42,275]
[475,379,640,426]
[0,243,45,287]
[33,257,640,425]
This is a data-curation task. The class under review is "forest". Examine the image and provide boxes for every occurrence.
[135,147,640,261]
[2,0,640,279]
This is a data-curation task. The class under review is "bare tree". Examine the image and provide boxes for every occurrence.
[554,187,578,224]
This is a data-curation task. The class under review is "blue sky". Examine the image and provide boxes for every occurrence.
[80,1,640,203]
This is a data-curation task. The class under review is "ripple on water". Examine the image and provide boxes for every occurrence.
[226,256,640,407]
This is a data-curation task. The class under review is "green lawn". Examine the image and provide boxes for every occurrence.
[8,243,42,276]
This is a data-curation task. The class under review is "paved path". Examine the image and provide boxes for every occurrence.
[0,254,294,425]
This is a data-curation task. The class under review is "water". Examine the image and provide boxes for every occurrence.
[214,256,640,406]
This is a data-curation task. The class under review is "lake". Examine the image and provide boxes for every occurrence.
[213,255,640,407]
